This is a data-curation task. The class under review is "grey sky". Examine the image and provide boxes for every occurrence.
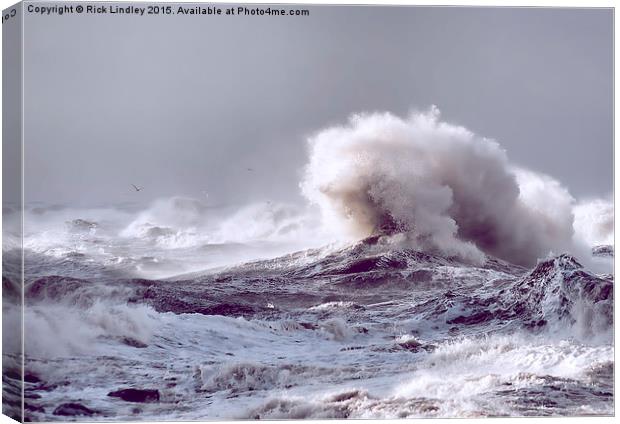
[21,4,613,207]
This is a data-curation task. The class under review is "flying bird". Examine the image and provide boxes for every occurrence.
[247,167,254,172]
[131,184,143,192]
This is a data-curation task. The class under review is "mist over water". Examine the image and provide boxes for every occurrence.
[4,107,613,421]
[2,107,612,284]
[6,106,610,276]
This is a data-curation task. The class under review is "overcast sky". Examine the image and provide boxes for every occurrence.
[22,5,612,207]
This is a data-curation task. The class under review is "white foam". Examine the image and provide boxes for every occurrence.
[300,107,592,267]
[23,302,158,359]
[573,197,614,247]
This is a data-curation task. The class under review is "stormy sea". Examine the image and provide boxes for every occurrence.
[2,109,614,420]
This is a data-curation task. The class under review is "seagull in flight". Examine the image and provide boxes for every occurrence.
[131,184,143,192]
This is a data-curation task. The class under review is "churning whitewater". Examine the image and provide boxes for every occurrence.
[2,108,613,420]
[302,107,584,267]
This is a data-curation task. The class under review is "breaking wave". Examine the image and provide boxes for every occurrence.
[120,197,325,249]
[301,107,601,267]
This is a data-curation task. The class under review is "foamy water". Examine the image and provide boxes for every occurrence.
[2,198,613,420]
[3,108,613,420]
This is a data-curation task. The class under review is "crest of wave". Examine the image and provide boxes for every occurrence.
[119,197,212,248]
[300,107,576,267]
[120,197,327,247]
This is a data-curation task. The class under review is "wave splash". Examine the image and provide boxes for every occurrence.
[301,107,601,267]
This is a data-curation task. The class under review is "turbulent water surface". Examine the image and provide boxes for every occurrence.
[1,198,614,421]
[2,111,615,420]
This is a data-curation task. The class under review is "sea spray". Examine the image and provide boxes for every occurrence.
[301,107,582,267]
